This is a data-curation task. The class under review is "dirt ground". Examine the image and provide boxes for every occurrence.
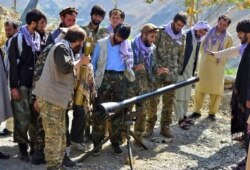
[0,90,246,170]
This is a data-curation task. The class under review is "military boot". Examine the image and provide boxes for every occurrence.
[18,143,30,162]
[31,149,46,165]
[62,154,76,167]
[29,142,34,156]
[160,126,173,138]
[142,124,154,138]
[133,132,144,147]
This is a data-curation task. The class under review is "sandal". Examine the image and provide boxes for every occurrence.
[178,119,190,130]
[184,117,194,125]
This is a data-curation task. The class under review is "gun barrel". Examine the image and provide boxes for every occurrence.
[98,77,199,114]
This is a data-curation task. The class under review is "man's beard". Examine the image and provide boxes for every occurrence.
[37,30,45,36]
[113,36,121,45]
[240,35,248,44]
[91,18,101,26]
[195,31,201,39]
[143,40,151,47]
[173,27,180,35]
[6,34,13,38]
[73,45,82,54]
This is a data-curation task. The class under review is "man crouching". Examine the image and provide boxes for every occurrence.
[33,25,90,170]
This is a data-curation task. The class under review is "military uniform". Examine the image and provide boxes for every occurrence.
[37,98,66,167]
[92,72,125,145]
[126,39,158,139]
[29,43,51,152]
[33,41,76,168]
[145,28,185,137]
[91,35,128,154]
[82,23,109,54]
[79,23,109,141]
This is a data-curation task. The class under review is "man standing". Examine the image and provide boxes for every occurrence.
[127,23,164,144]
[226,19,250,169]
[91,23,131,155]
[8,9,44,162]
[106,8,125,33]
[46,7,78,45]
[0,20,18,136]
[144,12,187,138]
[191,15,233,121]
[174,21,210,130]
[28,14,48,164]
[69,5,109,147]
[33,25,90,169]
[45,7,81,153]
[82,5,109,46]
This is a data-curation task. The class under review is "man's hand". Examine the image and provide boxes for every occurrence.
[156,67,169,75]
[81,55,91,65]
[133,64,145,71]
[73,55,91,70]
[11,88,21,100]
[206,50,215,56]
[33,99,39,112]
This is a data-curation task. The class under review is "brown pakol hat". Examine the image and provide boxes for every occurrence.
[141,23,159,33]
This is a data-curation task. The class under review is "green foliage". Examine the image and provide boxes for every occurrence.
[224,68,238,76]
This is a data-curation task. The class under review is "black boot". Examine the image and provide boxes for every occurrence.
[29,142,34,156]
[0,152,10,159]
[62,154,76,167]
[18,143,29,162]
[31,149,46,165]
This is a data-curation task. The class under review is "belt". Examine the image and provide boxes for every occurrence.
[105,70,124,74]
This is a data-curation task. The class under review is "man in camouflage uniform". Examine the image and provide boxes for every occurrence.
[91,23,131,155]
[126,23,163,144]
[33,25,90,169]
[28,14,48,165]
[82,5,109,48]
[144,12,187,138]
[72,5,109,144]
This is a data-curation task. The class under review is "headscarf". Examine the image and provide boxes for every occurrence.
[191,21,211,43]
[19,25,40,52]
[106,23,134,69]
[203,26,227,52]
[164,21,183,40]
[240,43,248,56]
[133,34,154,72]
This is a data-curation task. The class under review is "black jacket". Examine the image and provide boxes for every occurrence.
[8,34,38,89]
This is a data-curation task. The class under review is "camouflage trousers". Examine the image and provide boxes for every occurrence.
[37,98,66,168]
[11,86,31,143]
[29,97,45,151]
[125,77,158,136]
[146,81,174,129]
[92,72,126,145]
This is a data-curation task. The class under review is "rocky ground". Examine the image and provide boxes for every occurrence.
[0,89,246,170]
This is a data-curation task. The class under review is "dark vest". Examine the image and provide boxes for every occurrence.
[180,30,201,76]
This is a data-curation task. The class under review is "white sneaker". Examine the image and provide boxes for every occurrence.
[71,142,86,151]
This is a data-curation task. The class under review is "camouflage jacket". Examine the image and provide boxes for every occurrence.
[32,44,53,92]
[82,23,109,55]
[154,29,185,83]
[131,40,157,90]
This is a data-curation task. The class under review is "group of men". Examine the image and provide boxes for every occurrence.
[0,3,250,170]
